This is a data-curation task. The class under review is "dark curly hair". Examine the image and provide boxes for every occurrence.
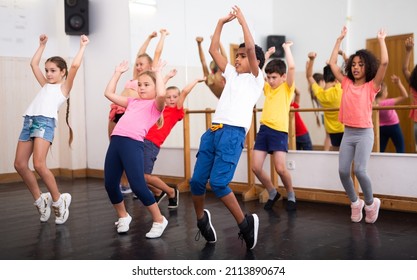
[344,49,379,82]
[238,43,265,69]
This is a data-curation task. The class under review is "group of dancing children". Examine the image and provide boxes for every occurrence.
[17,5,413,251]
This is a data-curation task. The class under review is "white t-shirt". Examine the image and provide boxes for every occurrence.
[212,64,264,133]
[24,83,68,121]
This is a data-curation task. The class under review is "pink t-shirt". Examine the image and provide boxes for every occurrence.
[379,98,399,126]
[111,98,162,141]
[145,106,184,148]
[339,77,379,128]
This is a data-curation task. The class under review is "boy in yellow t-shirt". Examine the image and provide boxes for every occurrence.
[251,41,296,211]
[306,52,344,151]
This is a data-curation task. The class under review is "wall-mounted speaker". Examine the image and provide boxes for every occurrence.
[65,0,89,35]
[266,35,286,58]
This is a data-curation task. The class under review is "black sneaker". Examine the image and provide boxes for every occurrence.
[155,191,167,204]
[264,192,281,210]
[195,209,217,243]
[238,213,259,250]
[286,200,297,211]
[168,188,179,209]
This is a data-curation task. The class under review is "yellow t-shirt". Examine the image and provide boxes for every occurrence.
[312,83,344,133]
[260,82,294,132]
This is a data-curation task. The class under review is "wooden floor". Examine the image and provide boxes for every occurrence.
[1,177,417,260]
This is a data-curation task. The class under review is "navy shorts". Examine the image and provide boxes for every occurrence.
[18,115,55,143]
[254,125,288,153]
[143,139,160,174]
[329,132,344,147]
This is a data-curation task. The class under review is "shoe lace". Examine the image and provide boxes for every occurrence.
[238,232,245,246]
[195,230,202,241]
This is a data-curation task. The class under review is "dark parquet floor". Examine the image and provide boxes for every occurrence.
[1,177,417,260]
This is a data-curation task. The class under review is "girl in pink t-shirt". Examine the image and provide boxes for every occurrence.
[108,30,170,194]
[103,60,168,238]
[329,26,388,224]
[375,76,408,153]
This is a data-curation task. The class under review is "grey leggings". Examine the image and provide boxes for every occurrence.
[338,127,374,205]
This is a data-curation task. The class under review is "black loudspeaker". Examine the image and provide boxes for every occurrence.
[266,35,286,58]
[65,0,89,35]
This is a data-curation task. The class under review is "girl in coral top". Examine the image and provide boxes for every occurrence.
[329,26,388,224]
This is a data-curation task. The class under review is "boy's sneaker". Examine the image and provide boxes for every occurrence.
[264,192,281,210]
[146,216,168,238]
[365,198,381,224]
[53,193,72,225]
[195,209,217,243]
[34,192,52,222]
[168,188,179,209]
[238,213,259,250]
[120,184,132,194]
[115,214,132,233]
[155,191,167,204]
[351,198,365,223]
[286,200,297,211]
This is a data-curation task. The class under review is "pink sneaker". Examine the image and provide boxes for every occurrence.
[365,198,381,224]
[351,199,365,222]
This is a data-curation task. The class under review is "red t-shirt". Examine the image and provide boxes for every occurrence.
[145,106,185,147]
[291,102,308,136]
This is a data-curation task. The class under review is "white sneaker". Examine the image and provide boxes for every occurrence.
[34,192,52,222]
[53,193,72,225]
[146,216,168,238]
[115,214,132,233]
[120,184,132,194]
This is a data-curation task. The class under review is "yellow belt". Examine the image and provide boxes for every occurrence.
[210,123,223,131]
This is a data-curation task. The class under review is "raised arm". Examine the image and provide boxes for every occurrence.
[329,26,347,83]
[152,29,169,68]
[209,12,235,73]
[293,87,301,105]
[283,41,295,87]
[196,37,210,78]
[62,34,89,96]
[402,37,414,84]
[104,61,130,108]
[306,52,317,86]
[30,34,48,86]
[152,60,167,111]
[373,29,388,91]
[391,74,409,104]
[163,68,177,84]
[177,77,206,109]
[233,6,259,77]
[338,49,349,63]
[137,31,157,57]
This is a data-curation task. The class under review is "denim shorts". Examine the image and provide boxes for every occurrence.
[254,125,288,153]
[19,115,56,143]
[143,139,160,174]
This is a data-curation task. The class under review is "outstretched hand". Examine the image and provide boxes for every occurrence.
[80,34,89,46]
[39,34,48,45]
[338,26,347,41]
[377,28,387,40]
[115,60,129,74]
[405,37,414,51]
[219,7,237,23]
[166,68,177,79]
[282,41,293,49]
[151,59,167,73]
[308,51,317,60]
